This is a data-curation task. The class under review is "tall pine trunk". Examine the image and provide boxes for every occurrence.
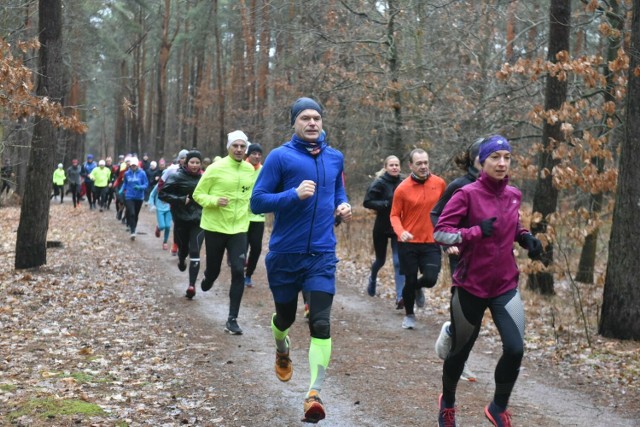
[599,0,640,340]
[527,0,571,294]
[15,0,64,269]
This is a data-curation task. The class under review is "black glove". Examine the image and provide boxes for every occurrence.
[519,233,542,259]
[480,217,497,238]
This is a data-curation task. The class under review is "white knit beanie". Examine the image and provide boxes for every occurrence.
[227,130,249,149]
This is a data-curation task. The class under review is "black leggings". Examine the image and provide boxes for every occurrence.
[203,231,247,319]
[174,219,204,286]
[273,291,333,339]
[443,287,525,408]
[245,221,264,277]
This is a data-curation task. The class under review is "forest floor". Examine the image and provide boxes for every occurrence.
[0,196,639,426]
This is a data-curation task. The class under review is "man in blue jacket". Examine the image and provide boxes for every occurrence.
[251,97,352,423]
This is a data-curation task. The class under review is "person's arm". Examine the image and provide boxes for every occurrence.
[433,190,481,245]
[192,166,224,208]
[389,188,405,239]
[250,151,299,214]
[363,180,388,212]
[158,175,186,205]
[430,182,459,227]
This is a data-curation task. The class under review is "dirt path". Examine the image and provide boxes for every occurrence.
[112,208,639,426]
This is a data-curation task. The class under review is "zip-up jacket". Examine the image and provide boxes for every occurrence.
[159,166,203,223]
[81,161,96,183]
[250,134,348,254]
[66,165,81,186]
[53,168,66,186]
[390,174,446,243]
[363,171,402,237]
[430,170,477,227]
[193,155,255,234]
[246,160,266,223]
[122,168,148,200]
[433,171,529,298]
[89,166,111,187]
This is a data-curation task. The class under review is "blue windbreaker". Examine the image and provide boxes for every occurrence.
[122,169,148,201]
[251,134,348,254]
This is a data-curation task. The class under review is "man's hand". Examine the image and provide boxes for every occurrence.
[217,197,229,207]
[296,180,316,200]
[335,203,352,223]
[400,230,414,242]
[445,246,459,255]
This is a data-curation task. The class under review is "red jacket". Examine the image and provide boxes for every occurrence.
[390,174,445,243]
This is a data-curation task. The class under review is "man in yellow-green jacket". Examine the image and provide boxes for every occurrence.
[89,159,112,212]
[192,130,256,335]
[52,163,66,203]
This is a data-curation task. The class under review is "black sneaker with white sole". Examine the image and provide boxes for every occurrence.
[225,318,243,335]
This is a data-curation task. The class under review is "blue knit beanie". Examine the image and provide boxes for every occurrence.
[290,97,323,126]
[479,135,511,164]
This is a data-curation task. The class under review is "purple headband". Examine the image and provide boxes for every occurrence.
[479,135,511,164]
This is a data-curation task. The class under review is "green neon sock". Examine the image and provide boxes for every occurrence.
[271,313,289,353]
[308,337,331,395]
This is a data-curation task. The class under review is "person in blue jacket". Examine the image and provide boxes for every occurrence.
[121,157,148,240]
[251,97,352,423]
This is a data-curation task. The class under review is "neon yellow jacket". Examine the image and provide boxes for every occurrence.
[89,166,111,187]
[53,168,66,186]
[247,161,265,223]
[193,155,255,234]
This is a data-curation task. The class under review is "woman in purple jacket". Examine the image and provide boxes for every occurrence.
[433,135,542,427]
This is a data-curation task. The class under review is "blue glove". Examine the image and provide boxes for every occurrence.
[118,188,124,195]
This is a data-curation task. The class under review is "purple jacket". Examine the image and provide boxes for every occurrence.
[433,171,529,298]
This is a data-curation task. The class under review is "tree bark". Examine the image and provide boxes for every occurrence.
[599,0,640,340]
[15,0,64,269]
[527,0,571,294]
[576,0,623,284]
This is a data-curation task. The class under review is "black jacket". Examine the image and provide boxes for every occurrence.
[363,172,402,236]
[158,167,202,223]
[430,170,477,227]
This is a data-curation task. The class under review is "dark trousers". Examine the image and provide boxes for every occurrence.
[245,221,265,277]
[397,242,441,315]
[93,186,107,208]
[124,199,143,233]
[174,219,205,286]
[68,183,80,206]
[203,231,247,319]
[85,181,95,206]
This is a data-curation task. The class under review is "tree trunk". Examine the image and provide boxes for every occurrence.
[213,0,226,153]
[600,0,640,340]
[387,0,403,157]
[576,0,623,284]
[114,59,128,157]
[15,0,64,269]
[527,0,571,294]
[255,0,271,141]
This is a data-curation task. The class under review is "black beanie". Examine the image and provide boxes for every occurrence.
[185,150,202,164]
[247,143,263,155]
